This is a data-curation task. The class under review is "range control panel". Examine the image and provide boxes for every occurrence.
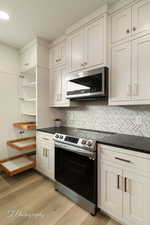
[54,133,96,151]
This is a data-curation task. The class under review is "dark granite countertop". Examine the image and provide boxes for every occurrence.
[37,127,150,154]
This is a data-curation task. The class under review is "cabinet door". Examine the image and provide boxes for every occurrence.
[124,170,150,225]
[132,34,150,103]
[36,140,49,171]
[111,8,131,43]
[61,68,70,106]
[110,42,132,103]
[101,162,123,220]
[59,42,66,66]
[132,0,150,37]
[84,17,105,69]
[68,29,84,73]
[53,46,60,68]
[50,69,62,106]
[20,46,36,72]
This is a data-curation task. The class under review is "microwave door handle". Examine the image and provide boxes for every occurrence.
[55,142,95,159]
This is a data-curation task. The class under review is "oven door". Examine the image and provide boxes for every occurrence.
[55,142,97,204]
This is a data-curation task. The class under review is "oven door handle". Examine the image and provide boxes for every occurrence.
[55,142,96,160]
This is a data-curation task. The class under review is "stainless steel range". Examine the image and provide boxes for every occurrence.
[54,132,97,215]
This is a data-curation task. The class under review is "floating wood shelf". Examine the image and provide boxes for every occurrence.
[7,137,36,151]
[0,155,36,176]
[13,122,36,130]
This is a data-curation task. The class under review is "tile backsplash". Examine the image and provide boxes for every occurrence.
[63,101,150,137]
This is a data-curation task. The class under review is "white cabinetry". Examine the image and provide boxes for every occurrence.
[49,41,66,68]
[68,15,107,73]
[132,34,150,103]
[20,46,36,72]
[110,0,150,105]
[98,144,150,225]
[111,8,131,44]
[110,34,150,105]
[111,42,131,102]
[68,30,84,73]
[49,67,70,107]
[36,132,54,180]
[111,0,150,44]
[132,0,150,37]
[101,162,123,220]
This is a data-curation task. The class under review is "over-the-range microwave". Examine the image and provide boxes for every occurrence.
[66,67,108,100]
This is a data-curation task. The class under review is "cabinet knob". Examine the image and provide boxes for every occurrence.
[133,27,136,32]
[24,63,29,66]
[126,29,130,34]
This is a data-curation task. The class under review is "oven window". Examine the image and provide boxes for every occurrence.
[55,147,97,203]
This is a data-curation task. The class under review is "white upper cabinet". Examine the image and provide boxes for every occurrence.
[68,15,107,73]
[20,45,36,72]
[111,0,150,44]
[68,29,84,73]
[84,17,106,69]
[132,34,150,103]
[49,41,66,68]
[49,67,71,107]
[111,42,131,102]
[110,0,150,105]
[111,8,131,44]
[132,0,150,37]
[50,68,62,107]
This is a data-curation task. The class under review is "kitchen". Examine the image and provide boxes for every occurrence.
[0,0,150,224]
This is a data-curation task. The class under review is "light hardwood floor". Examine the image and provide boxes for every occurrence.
[0,170,121,225]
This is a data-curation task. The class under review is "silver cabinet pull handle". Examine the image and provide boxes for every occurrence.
[42,138,49,141]
[124,177,127,192]
[117,175,120,189]
[115,157,132,164]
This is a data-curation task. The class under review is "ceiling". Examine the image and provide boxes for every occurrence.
[0,0,118,48]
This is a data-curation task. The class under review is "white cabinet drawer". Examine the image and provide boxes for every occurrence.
[100,144,150,174]
[37,132,54,141]
[21,46,36,72]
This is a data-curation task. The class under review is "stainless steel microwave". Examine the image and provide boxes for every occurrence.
[66,67,108,100]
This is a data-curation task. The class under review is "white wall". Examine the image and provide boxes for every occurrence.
[0,42,20,160]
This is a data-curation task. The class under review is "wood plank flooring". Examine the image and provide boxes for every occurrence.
[0,170,121,225]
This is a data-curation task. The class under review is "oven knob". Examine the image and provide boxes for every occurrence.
[60,135,63,139]
[87,140,93,147]
[81,139,86,145]
[55,134,59,138]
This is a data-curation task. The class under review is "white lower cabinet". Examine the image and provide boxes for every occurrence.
[36,132,54,180]
[124,170,150,225]
[98,144,150,225]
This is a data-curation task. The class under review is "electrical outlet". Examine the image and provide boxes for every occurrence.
[136,115,143,126]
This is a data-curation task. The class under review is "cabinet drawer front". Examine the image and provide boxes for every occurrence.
[100,145,150,173]
[37,132,54,141]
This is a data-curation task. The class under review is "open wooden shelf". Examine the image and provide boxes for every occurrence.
[13,122,36,130]
[0,155,36,176]
[7,137,36,151]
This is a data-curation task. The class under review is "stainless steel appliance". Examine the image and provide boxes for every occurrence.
[54,133,97,215]
[66,67,108,100]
